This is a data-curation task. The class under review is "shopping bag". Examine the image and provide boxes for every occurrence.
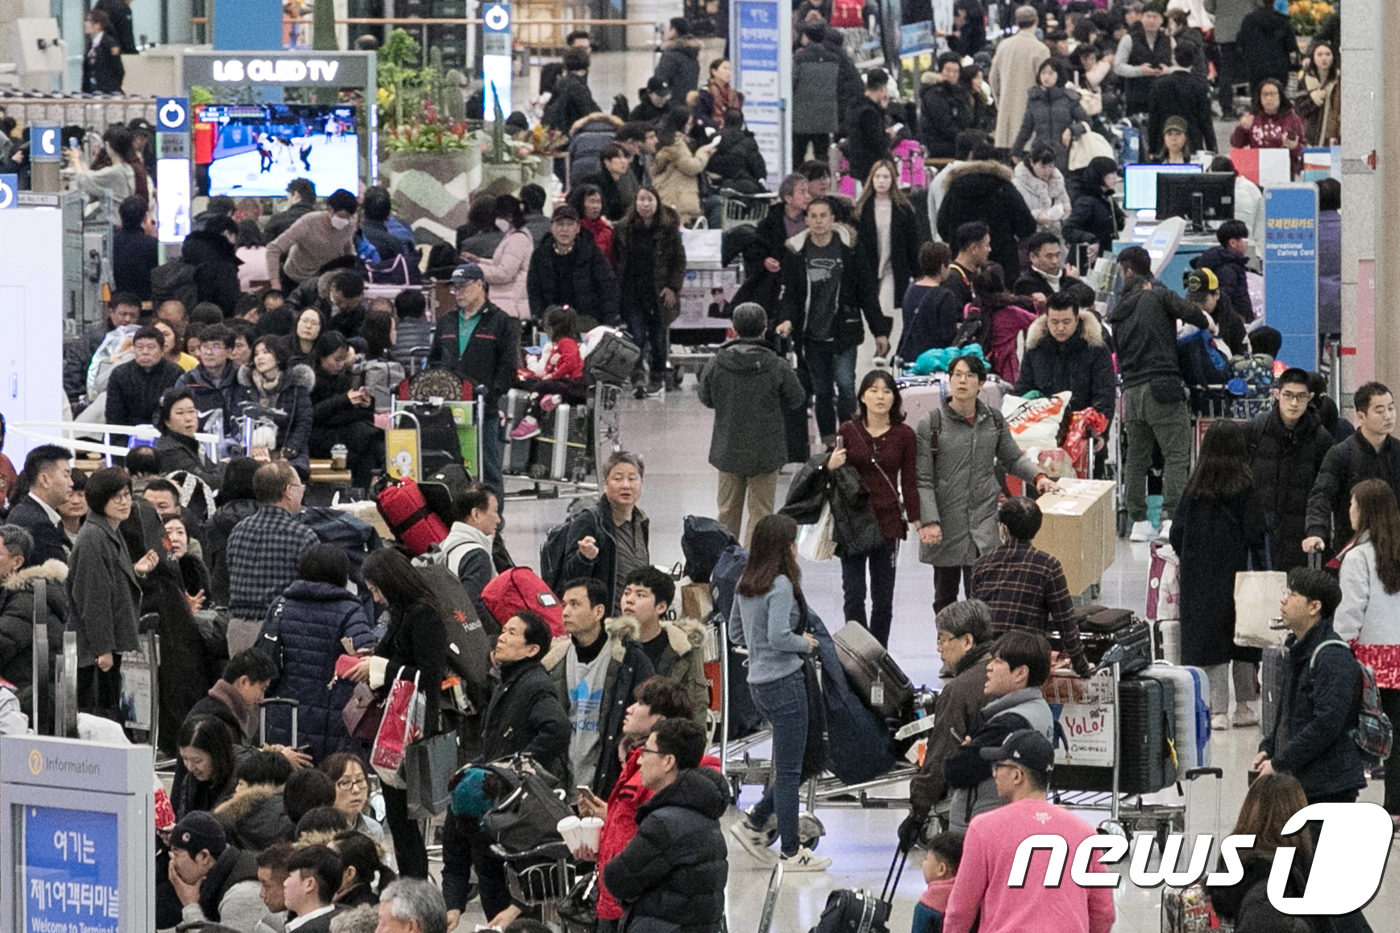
[1068,126,1114,171]
[342,680,384,741]
[1147,541,1180,621]
[405,730,458,819]
[681,227,724,265]
[371,672,425,788]
[680,582,713,621]
[1233,571,1288,648]
[796,502,838,562]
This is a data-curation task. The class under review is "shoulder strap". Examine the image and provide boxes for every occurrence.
[1309,639,1352,670]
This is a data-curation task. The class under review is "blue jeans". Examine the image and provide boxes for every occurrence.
[480,414,505,507]
[911,901,943,933]
[803,340,857,437]
[626,308,668,381]
[841,536,899,647]
[747,669,809,856]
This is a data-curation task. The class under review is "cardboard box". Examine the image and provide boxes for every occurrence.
[1032,479,1117,595]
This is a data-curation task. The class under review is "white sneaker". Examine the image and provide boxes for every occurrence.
[729,812,774,861]
[780,846,832,872]
[1130,520,1156,542]
[1211,713,1230,731]
[1156,519,1173,541]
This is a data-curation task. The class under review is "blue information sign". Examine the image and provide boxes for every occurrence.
[156,97,190,134]
[736,2,780,80]
[23,806,121,931]
[31,126,61,163]
[0,174,15,209]
[1263,184,1320,369]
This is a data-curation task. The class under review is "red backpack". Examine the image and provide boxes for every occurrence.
[481,568,565,637]
[374,477,448,556]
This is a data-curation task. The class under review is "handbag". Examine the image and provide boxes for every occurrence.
[405,730,458,819]
[481,760,573,855]
[794,596,828,781]
[1077,88,1104,117]
[1234,542,1288,649]
[342,682,384,741]
[796,501,838,561]
[371,672,425,788]
[557,872,600,933]
[1068,124,1115,171]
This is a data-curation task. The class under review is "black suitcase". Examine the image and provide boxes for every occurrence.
[1054,674,1176,794]
[1052,607,1152,675]
[530,402,592,481]
[808,847,906,933]
[1261,644,1288,740]
[832,621,915,721]
[502,388,533,475]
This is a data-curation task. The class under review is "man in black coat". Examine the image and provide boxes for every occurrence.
[1238,0,1297,91]
[936,156,1037,279]
[603,719,728,932]
[105,326,182,447]
[1191,220,1255,324]
[1304,381,1400,554]
[1012,231,1084,304]
[525,205,619,324]
[94,0,136,53]
[112,195,158,301]
[262,178,317,243]
[180,216,244,318]
[844,70,892,185]
[1245,368,1334,572]
[82,9,125,94]
[707,111,768,192]
[1014,294,1115,430]
[651,18,702,97]
[429,264,523,503]
[575,143,632,221]
[4,446,73,566]
[1146,42,1217,155]
[920,53,972,160]
[65,292,141,404]
[542,48,600,134]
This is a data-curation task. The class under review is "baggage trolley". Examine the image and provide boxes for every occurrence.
[493,841,578,928]
[504,382,620,499]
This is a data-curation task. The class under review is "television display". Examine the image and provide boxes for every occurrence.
[1156,172,1236,228]
[194,103,358,198]
[1122,162,1201,212]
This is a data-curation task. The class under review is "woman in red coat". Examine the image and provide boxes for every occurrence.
[1230,79,1306,178]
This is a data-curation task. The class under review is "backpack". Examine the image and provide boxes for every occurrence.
[681,515,737,585]
[539,498,593,594]
[482,568,565,637]
[1312,640,1394,764]
[167,470,218,521]
[582,327,642,386]
[952,302,994,348]
[415,563,495,713]
[151,258,200,311]
[255,597,288,687]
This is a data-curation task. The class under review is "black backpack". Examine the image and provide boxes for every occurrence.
[151,258,200,310]
[681,515,737,585]
[255,598,288,687]
[539,498,593,594]
[952,301,994,348]
[809,849,907,933]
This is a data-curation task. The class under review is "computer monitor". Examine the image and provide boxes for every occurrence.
[1122,163,1202,212]
[195,103,359,198]
[1156,172,1236,232]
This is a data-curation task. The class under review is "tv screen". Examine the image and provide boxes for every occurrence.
[194,103,358,198]
[1122,163,1201,212]
[1156,172,1236,224]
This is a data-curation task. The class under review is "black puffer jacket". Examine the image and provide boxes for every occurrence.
[935,160,1037,276]
[478,656,571,777]
[707,127,768,190]
[181,228,244,318]
[231,363,315,473]
[0,560,68,711]
[1245,406,1334,571]
[652,38,702,97]
[1304,431,1400,547]
[920,78,971,159]
[1013,310,1116,426]
[1063,183,1125,253]
[1192,245,1255,324]
[602,766,729,933]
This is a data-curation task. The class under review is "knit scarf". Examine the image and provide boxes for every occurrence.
[251,368,283,407]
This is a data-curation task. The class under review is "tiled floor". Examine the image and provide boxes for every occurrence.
[450,381,1399,932]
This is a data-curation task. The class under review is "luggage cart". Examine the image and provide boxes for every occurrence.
[719,189,779,231]
[504,382,621,499]
[494,841,577,928]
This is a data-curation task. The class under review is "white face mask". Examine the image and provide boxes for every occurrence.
[330,215,351,230]
[495,218,512,233]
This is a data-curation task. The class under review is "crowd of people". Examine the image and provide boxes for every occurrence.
[0,0,1382,931]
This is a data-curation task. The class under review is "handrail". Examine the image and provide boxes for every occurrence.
[191,16,660,25]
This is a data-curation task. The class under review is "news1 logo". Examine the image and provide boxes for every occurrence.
[1010,802,1393,915]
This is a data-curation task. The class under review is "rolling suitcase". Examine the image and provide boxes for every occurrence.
[259,697,299,750]
[807,846,906,933]
[531,402,591,481]
[1142,662,1212,770]
[502,388,533,475]
[895,375,944,426]
[1260,644,1289,740]
[832,621,915,721]
[1161,767,1226,933]
[1055,674,1176,794]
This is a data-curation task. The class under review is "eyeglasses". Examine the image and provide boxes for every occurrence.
[637,747,668,758]
[112,489,133,502]
[336,778,369,791]
[1278,391,1311,403]
[936,631,959,645]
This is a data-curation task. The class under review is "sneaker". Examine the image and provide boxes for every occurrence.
[509,416,541,441]
[1130,520,1156,542]
[1211,713,1230,731]
[729,812,774,861]
[780,846,832,872]
[645,378,666,397]
[1233,707,1259,727]
[1156,519,1173,541]
[539,393,562,412]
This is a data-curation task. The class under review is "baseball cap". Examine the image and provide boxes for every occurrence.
[168,811,228,859]
[646,77,671,96]
[128,117,153,135]
[1184,267,1219,296]
[450,263,485,286]
[1163,116,1189,137]
[979,729,1055,775]
[551,204,580,223]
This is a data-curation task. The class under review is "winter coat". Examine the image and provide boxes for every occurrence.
[844,94,892,184]
[696,79,744,131]
[1210,853,1330,933]
[568,113,626,181]
[1260,617,1366,800]
[612,206,688,323]
[543,616,656,795]
[0,560,67,709]
[473,227,533,320]
[919,77,971,160]
[479,655,571,774]
[310,365,374,455]
[602,767,729,933]
[908,641,993,818]
[1192,245,1255,324]
[652,136,713,224]
[1106,274,1212,389]
[207,499,258,607]
[781,455,884,557]
[1307,430,1400,547]
[181,229,245,318]
[214,784,295,851]
[837,419,921,541]
[82,32,124,93]
[944,686,1054,830]
[1063,184,1125,253]
[646,618,711,729]
[855,198,921,312]
[978,298,1037,385]
[1011,85,1087,173]
[1013,311,1116,426]
[267,580,375,761]
[175,362,240,435]
[1238,8,1297,88]
[652,38,702,97]
[66,517,142,665]
[361,216,419,280]
[232,363,315,472]
[915,401,1042,567]
[558,497,650,616]
[706,127,767,189]
[698,339,805,477]
[1295,66,1340,146]
[427,301,523,415]
[792,40,863,134]
[1318,209,1341,334]
[935,160,1038,277]
[1147,70,1218,156]
[374,600,446,733]
[1011,268,1086,303]
[155,432,223,489]
[778,227,890,354]
[988,27,1051,147]
[1011,161,1072,238]
[112,227,159,301]
[439,521,497,625]
[542,73,600,133]
[898,282,962,361]
[1334,535,1400,690]
[105,358,183,430]
[526,232,619,325]
[1244,406,1333,572]
[1230,107,1307,177]
[1169,489,1262,667]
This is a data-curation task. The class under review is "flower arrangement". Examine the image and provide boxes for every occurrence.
[1288,0,1335,37]
[378,29,472,153]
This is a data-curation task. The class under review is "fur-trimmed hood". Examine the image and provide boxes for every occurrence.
[213,782,282,824]
[236,362,315,391]
[2,559,68,593]
[570,111,624,135]
[785,224,854,253]
[661,36,702,54]
[542,615,642,670]
[944,159,1014,186]
[1025,309,1105,350]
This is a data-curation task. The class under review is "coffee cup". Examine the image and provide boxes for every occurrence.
[580,816,604,853]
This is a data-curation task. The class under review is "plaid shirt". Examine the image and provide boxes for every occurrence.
[227,505,319,620]
[971,539,1090,675]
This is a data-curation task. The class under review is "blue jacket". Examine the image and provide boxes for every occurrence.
[267,580,375,761]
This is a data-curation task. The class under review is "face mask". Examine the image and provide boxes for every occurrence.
[330,215,351,230]
[495,218,512,233]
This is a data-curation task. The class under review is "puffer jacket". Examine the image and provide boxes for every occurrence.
[214,784,294,851]
[612,206,688,323]
[266,580,375,761]
[1244,406,1333,572]
[181,228,244,318]
[935,160,1038,276]
[478,656,571,775]
[231,363,315,473]
[1013,310,1116,426]
[1063,183,1125,252]
[652,37,702,96]
[0,559,68,709]
[652,136,713,223]
[698,339,805,477]
[1011,160,1072,237]
[1011,85,1087,172]
[175,362,240,435]
[646,617,710,729]
[602,766,729,933]
[474,227,534,319]
[943,686,1054,831]
[1192,245,1255,324]
[919,76,971,159]
[915,401,1042,567]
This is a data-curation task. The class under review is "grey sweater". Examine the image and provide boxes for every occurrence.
[728,574,809,684]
